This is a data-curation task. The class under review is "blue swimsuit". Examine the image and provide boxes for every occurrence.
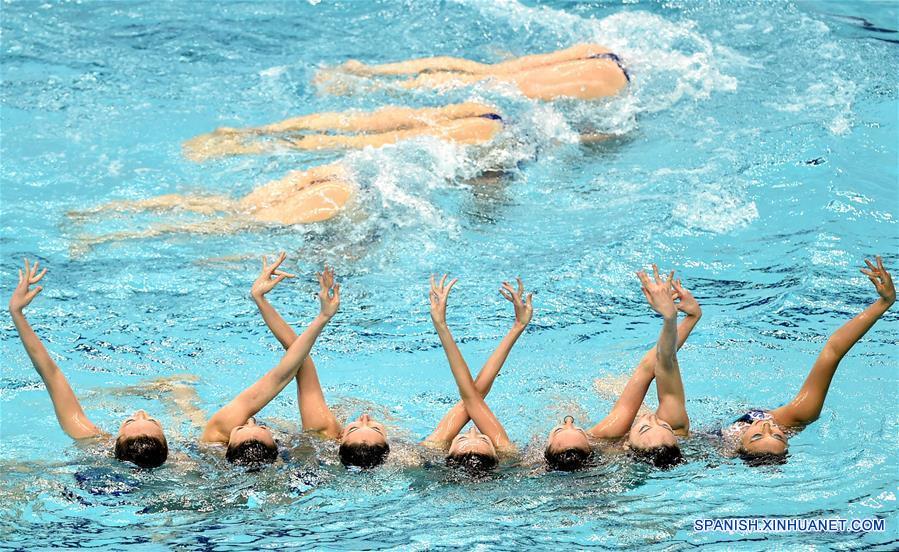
[588,52,631,83]
[733,410,773,425]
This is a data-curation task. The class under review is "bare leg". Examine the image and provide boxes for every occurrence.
[335,56,490,77]
[183,131,275,162]
[490,43,610,74]
[256,102,496,134]
[285,116,501,150]
[68,194,237,220]
[183,103,498,161]
[332,44,610,77]
[71,217,253,256]
[394,58,627,101]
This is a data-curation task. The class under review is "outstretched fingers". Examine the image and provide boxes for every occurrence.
[30,268,47,284]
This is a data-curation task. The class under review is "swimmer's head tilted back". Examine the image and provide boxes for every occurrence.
[224,417,278,468]
[735,419,788,466]
[445,426,498,474]
[625,413,684,469]
[544,416,592,472]
[338,413,390,469]
[113,409,169,469]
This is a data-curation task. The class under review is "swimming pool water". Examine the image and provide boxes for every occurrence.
[1,0,897,549]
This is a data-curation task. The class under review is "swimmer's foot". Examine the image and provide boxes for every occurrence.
[311,70,356,96]
[183,131,269,161]
[336,59,372,76]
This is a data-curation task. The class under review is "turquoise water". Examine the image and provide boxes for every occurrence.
[1,0,897,549]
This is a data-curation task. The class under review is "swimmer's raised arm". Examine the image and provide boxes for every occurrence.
[425,278,532,445]
[587,273,701,439]
[201,267,339,443]
[645,271,693,435]
[251,252,298,349]
[771,257,895,429]
[251,260,342,439]
[8,259,102,440]
[430,275,512,450]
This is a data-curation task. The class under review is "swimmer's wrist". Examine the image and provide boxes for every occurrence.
[316,312,334,323]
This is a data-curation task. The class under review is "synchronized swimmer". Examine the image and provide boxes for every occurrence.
[9,255,894,472]
[317,43,631,101]
[70,44,632,248]
[10,42,894,476]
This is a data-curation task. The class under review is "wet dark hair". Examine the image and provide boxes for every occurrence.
[338,441,390,469]
[445,451,498,473]
[225,439,279,467]
[114,435,168,469]
[630,444,684,470]
[544,446,591,472]
[738,450,788,467]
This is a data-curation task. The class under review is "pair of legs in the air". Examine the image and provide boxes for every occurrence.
[183,102,504,162]
[250,254,532,469]
[69,103,504,250]
[319,43,630,101]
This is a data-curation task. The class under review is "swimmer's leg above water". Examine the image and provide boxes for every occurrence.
[423,277,532,449]
[69,164,356,251]
[319,43,629,101]
[333,43,614,77]
[183,103,503,161]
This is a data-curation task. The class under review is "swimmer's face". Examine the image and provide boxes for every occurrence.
[740,420,788,456]
[627,413,677,450]
[118,409,165,441]
[340,413,388,447]
[449,426,497,458]
[546,416,591,454]
[228,417,276,448]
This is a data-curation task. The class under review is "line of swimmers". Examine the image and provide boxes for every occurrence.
[9,254,894,472]
[67,44,632,249]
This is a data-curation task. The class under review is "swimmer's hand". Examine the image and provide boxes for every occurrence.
[637,264,677,320]
[429,274,458,328]
[671,279,701,318]
[499,277,533,328]
[9,258,47,314]
[317,265,340,319]
[251,252,296,300]
[861,256,895,306]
